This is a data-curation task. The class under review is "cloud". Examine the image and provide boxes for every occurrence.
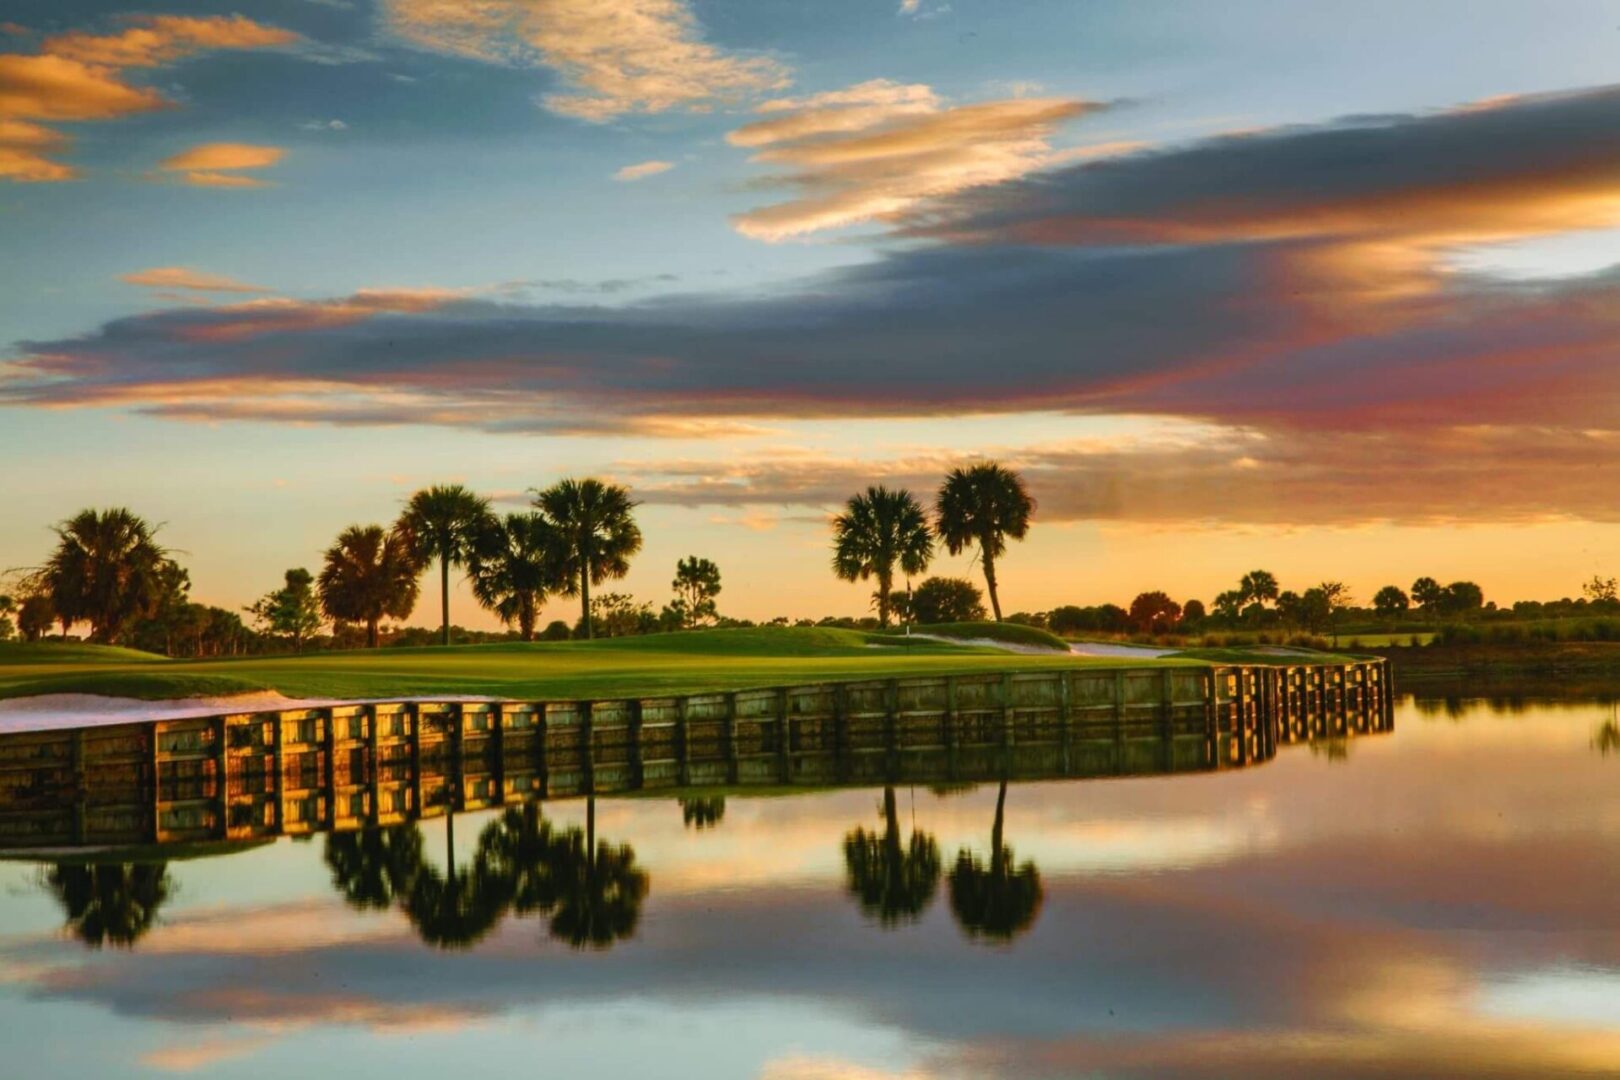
[120,267,270,294]
[8,84,1620,527]
[381,0,790,121]
[157,142,286,187]
[727,80,1101,240]
[0,14,297,181]
[613,158,673,181]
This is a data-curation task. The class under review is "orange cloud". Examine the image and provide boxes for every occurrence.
[728,81,1100,240]
[120,267,270,293]
[614,159,674,181]
[0,14,297,182]
[157,142,286,188]
[382,0,789,121]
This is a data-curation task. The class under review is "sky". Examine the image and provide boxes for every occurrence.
[3,0,1620,628]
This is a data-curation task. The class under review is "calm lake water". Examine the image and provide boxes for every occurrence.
[1,693,1617,1079]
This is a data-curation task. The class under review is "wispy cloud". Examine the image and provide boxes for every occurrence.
[381,0,789,121]
[613,159,673,181]
[727,79,1100,240]
[0,14,297,181]
[120,267,270,294]
[157,142,285,188]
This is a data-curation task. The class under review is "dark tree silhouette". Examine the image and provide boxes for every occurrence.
[37,508,173,643]
[317,524,420,648]
[948,781,1043,943]
[323,824,424,910]
[934,464,1034,622]
[832,486,933,628]
[843,786,940,927]
[395,484,495,646]
[400,813,514,949]
[44,861,172,948]
[542,798,648,949]
[679,796,726,830]
[467,512,562,641]
[533,479,642,640]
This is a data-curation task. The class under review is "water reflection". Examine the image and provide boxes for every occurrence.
[843,786,941,927]
[43,861,172,948]
[948,780,1043,944]
[679,796,726,830]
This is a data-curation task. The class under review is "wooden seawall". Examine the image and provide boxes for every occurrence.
[0,661,1392,852]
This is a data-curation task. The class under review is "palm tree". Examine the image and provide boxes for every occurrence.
[542,798,648,949]
[467,512,561,641]
[395,485,494,646]
[324,825,425,910]
[947,780,1043,943]
[831,486,933,628]
[38,508,172,643]
[317,524,421,648]
[842,786,941,927]
[44,861,172,948]
[934,463,1035,622]
[533,479,642,640]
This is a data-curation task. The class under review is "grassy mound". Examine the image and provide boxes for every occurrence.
[0,641,169,666]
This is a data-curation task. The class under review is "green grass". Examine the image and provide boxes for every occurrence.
[0,627,1209,704]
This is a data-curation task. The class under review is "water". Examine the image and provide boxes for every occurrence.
[0,694,1616,1078]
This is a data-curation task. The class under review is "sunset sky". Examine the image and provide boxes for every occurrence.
[4,1,1620,627]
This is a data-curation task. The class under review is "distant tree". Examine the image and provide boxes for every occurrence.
[540,619,572,641]
[1128,591,1182,634]
[1411,576,1444,612]
[579,593,656,638]
[910,577,986,624]
[934,464,1034,623]
[1439,581,1484,617]
[832,486,933,629]
[843,786,941,927]
[0,594,13,642]
[671,556,723,628]
[534,478,642,640]
[1238,569,1279,608]
[1292,587,1332,633]
[467,512,561,641]
[1373,585,1410,616]
[248,568,323,652]
[1318,581,1351,642]
[1212,590,1244,622]
[1584,575,1619,604]
[1047,604,1128,635]
[679,796,726,830]
[1005,610,1049,629]
[948,781,1042,943]
[38,508,173,643]
[395,485,494,647]
[44,862,171,949]
[1180,599,1206,624]
[317,524,421,648]
[17,592,55,641]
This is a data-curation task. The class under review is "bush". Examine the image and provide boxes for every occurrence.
[540,620,572,641]
[910,577,986,624]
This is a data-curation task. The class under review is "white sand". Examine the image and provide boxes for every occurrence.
[0,691,499,733]
[1065,641,1178,659]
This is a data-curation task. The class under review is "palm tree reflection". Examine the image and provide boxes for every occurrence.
[679,796,726,830]
[44,862,172,948]
[843,785,940,927]
[402,812,514,950]
[542,798,649,949]
[324,824,423,910]
[948,780,1043,943]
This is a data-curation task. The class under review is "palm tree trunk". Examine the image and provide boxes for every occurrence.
[991,779,1006,864]
[586,797,596,875]
[366,617,379,649]
[982,544,1003,622]
[581,562,592,640]
[878,571,892,628]
[440,555,451,646]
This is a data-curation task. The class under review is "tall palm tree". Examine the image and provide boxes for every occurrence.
[947,780,1043,943]
[831,486,933,628]
[317,524,421,648]
[842,786,940,926]
[533,479,642,640]
[44,861,172,948]
[38,508,172,643]
[934,463,1035,622]
[395,485,494,646]
[467,512,561,641]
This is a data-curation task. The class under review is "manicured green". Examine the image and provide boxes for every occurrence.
[0,627,1205,703]
[896,621,1069,651]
